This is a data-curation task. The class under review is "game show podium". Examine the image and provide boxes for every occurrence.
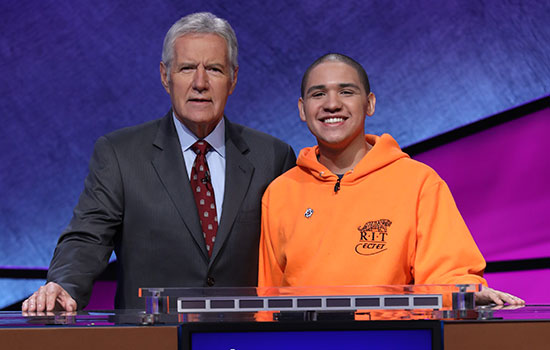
[1,284,549,349]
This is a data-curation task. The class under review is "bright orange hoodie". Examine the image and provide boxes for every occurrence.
[259,134,487,288]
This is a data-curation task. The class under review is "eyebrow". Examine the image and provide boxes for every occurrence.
[175,61,227,68]
[206,63,226,70]
[306,83,361,95]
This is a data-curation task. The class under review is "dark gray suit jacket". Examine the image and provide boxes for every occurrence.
[47,112,296,309]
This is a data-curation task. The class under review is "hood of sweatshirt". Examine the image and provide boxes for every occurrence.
[296,134,410,183]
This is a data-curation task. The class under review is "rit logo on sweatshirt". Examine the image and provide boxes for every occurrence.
[355,219,392,256]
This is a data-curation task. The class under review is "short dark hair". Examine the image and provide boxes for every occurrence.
[301,53,370,97]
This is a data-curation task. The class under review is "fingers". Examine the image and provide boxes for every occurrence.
[22,291,41,312]
[497,291,524,306]
[476,287,525,306]
[481,287,503,305]
[21,282,77,313]
[488,287,525,306]
[488,290,504,305]
[21,296,31,312]
[57,289,77,312]
[37,285,50,311]
[45,283,61,311]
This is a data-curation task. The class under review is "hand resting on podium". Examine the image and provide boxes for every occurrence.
[475,286,525,306]
[21,282,77,312]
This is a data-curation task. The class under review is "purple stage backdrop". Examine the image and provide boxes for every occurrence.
[414,106,550,303]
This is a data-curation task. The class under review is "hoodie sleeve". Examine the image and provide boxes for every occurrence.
[413,174,487,286]
[258,185,286,287]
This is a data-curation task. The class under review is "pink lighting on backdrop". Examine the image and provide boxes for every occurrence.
[414,107,550,262]
[414,106,550,303]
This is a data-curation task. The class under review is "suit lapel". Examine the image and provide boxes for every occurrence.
[151,113,209,259]
[210,119,254,264]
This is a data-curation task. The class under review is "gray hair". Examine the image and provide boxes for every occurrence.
[162,12,238,78]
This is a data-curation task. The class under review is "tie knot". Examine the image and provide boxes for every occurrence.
[191,140,211,155]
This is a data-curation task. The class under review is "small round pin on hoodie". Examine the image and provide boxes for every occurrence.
[304,208,314,218]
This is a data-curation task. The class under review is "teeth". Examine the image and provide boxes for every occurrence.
[323,117,345,124]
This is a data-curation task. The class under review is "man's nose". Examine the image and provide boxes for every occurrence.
[323,92,342,112]
[192,66,209,91]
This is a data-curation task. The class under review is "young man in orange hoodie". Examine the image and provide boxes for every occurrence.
[258,53,523,305]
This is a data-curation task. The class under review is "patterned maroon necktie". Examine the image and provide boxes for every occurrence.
[190,140,218,257]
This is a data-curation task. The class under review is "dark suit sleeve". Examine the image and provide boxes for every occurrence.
[280,143,297,174]
[47,136,123,309]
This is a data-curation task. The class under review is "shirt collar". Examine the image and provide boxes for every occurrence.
[172,112,226,158]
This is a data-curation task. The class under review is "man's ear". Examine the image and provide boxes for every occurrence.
[228,66,239,95]
[159,62,170,93]
[298,97,307,122]
[366,92,376,116]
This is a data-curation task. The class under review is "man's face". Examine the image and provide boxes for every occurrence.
[160,33,238,138]
[299,61,375,150]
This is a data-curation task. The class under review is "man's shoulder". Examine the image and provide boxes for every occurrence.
[226,120,291,150]
[389,156,444,187]
[103,116,164,143]
[88,114,171,158]
[396,156,439,174]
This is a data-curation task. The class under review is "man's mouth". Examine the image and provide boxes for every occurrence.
[188,98,211,103]
[320,116,347,124]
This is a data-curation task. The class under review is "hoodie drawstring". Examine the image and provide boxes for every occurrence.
[334,177,341,193]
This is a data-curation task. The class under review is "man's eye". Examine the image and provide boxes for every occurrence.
[311,92,325,98]
[341,90,354,95]
[180,66,194,72]
[208,67,223,73]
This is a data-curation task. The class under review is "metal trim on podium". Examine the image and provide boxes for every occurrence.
[138,284,480,318]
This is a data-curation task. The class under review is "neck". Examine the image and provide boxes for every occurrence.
[317,136,372,175]
[175,115,222,139]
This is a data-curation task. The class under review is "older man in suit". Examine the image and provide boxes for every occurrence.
[22,12,295,311]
